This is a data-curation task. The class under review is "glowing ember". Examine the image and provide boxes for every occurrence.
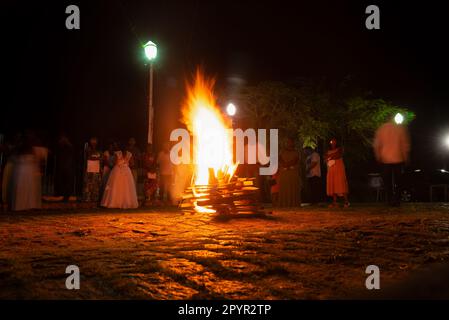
[182,70,238,212]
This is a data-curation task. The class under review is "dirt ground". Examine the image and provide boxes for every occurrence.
[1,203,449,299]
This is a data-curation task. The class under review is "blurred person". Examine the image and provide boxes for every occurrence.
[31,134,48,174]
[142,144,158,204]
[1,135,7,204]
[9,133,43,211]
[172,163,194,206]
[373,116,410,206]
[157,142,174,204]
[305,146,322,205]
[255,142,270,202]
[101,145,138,209]
[0,134,4,173]
[102,140,119,195]
[270,171,280,207]
[278,137,301,207]
[1,133,21,208]
[126,137,141,191]
[82,137,102,203]
[326,138,349,208]
[236,140,264,201]
[54,134,75,202]
[0,135,4,209]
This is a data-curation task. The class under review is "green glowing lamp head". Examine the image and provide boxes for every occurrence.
[144,40,157,61]
[394,113,404,124]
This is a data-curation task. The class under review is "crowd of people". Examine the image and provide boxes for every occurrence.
[0,133,175,211]
[79,137,176,209]
[1,133,46,211]
[269,136,349,208]
[270,115,410,208]
[0,115,410,212]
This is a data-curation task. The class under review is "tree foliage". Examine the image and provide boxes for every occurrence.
[235,82,329,149]
[235,81,415,166]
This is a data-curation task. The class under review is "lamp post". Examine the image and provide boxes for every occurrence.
[144,40,157,145]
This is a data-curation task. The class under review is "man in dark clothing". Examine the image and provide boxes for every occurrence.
[305,147,322,204]
[54,134,75,202]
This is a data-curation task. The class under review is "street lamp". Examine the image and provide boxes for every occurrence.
[394,112,404,124]
[144,40,157,145]
[226,103,237,128]
[144,41,157,61]
[226,103,236,116]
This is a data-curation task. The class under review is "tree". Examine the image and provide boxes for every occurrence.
[234,81,329,149]
[337,97,414,166]
[234,81,415,168]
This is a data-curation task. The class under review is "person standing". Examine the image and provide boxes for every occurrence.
[1,134,20,209]
[142,144,158,204]
[278,137,301,207]
[127,137,141,192]
[270,172,280,207]
[82,137,102,203]
[326,138,349,208]
[157,142,174,204]
[102,140,119,195]
[0,134,4,208]
[54,134,74,202]
[10,134,43,211]
[305,147,322,205]
[373,117,410,206]
[101,147,138,209]
[172,163,193,206]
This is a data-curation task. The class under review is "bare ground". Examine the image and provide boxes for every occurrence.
[1,203,449,299]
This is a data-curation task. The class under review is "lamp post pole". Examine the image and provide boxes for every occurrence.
[148,61,154,145]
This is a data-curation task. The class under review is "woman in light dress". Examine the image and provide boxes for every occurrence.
[101,140,119,196]
[101,147,138,209]
[326,138,349,208]
[9,135,44,211]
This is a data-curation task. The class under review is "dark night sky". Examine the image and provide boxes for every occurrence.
[1,0,449,169]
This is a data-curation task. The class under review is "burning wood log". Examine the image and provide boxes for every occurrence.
[179,177,269,215]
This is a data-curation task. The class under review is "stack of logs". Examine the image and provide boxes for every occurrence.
[179,177,268,215]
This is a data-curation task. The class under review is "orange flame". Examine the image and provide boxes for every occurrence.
[182,69,238,212]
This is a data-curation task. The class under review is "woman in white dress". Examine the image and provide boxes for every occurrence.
[10,139,43,211]
[101,148,138,209]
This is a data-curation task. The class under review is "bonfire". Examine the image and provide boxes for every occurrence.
[178,70,266,215]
